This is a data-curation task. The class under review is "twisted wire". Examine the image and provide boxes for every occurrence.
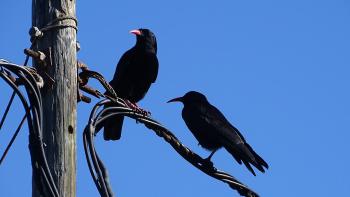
[83,97,259,197]
[0,58,261,197]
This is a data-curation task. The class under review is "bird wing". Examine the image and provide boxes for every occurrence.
[111,50,158,86]
[150,54,158,83]
[199,104,246,144]
[111,48,135,86]
[200,104,268,175]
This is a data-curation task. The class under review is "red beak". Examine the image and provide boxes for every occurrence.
[167,97,183,103]
[129,29,142,36]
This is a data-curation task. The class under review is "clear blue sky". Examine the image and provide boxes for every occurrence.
[1,0,350,196]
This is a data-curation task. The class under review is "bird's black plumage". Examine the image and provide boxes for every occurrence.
[168,91,268,176]
[103,28,158,141]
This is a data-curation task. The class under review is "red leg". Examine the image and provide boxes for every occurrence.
[123,99,150,116]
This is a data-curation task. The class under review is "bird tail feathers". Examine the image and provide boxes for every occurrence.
[226,143,268,176]
[104,115,124,141]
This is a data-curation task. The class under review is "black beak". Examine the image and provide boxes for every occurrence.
[167,97,183,103]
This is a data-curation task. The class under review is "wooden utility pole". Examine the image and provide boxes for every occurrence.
[32,0,77,196]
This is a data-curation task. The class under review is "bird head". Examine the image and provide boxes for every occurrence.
[167,91,208,105]
[130,28,157,53]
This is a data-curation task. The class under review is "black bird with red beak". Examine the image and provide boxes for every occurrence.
[103,28,158,141]
[168,91,268,176]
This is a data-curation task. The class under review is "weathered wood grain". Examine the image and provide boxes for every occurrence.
[32,0,77,196]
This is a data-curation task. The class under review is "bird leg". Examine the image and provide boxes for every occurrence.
[123,99,150,116]
[206,149,218,161]
[202,149,218,169]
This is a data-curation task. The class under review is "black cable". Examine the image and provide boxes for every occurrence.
[0,91,16,130]
[77,68,259,197]
[0,62,59,197]
[0,14,80,196]
[0,113,27,164]
[83,99,259,197]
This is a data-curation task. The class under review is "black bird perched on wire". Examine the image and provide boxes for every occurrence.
[103,28,158,141]
[168,91,268,176]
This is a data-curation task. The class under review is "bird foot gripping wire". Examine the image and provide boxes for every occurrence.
[200,158,216,171]
[122,100,150,116]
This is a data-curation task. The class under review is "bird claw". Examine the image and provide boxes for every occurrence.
[123,99,150,116]
[202,158,215,170]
